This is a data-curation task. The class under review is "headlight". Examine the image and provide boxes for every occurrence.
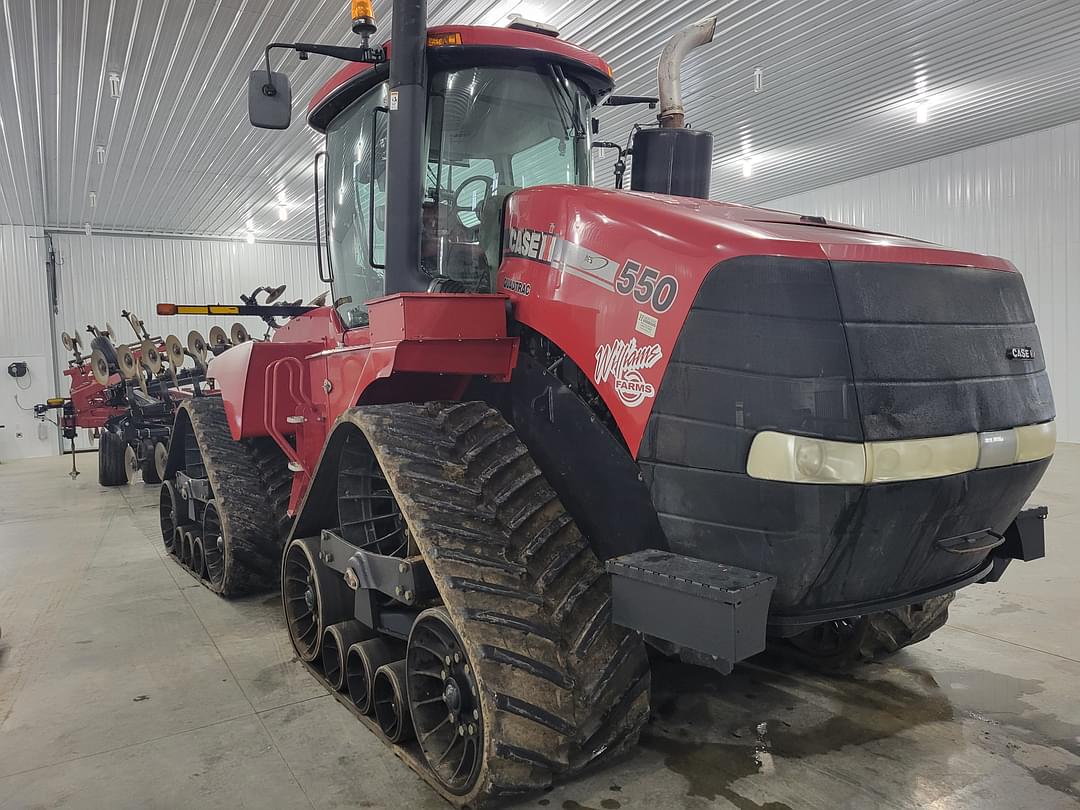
[865,434,978,483]
[746,432,865,484]
[1014,421,1056,463]
[747,420,1054,485]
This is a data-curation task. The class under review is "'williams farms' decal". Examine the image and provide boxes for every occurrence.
[594,338,664,408]
[504,228,679,313]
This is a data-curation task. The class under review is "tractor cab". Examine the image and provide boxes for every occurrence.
[288,25,615,328]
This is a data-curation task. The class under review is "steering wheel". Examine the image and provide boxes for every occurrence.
[453,176,494,230]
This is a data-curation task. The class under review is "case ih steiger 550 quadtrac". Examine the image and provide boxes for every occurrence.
[156,2,1053,804]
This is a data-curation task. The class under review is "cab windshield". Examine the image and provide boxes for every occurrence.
[326,64,592,327]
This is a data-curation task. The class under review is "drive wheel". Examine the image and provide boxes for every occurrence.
[98,429,130,486]
[780,593,956,672]
[202,501,226,591]
[408,607,483,795]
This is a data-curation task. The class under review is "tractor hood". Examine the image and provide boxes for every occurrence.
[500,184,1044,455]
[577,187,1014,273]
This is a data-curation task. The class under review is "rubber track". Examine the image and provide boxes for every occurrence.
[338,402,650,805]
[179,397,291,596]
[776,592,955,673]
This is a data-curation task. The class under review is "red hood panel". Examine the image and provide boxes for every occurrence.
[500,185,1018,456]
[597,189,1013,271]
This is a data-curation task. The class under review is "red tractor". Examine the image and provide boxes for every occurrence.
[156,3,1053,804]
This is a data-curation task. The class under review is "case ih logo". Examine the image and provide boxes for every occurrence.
[594,338,663,408]
[1007,346,1035,360]
[505,227,557,263]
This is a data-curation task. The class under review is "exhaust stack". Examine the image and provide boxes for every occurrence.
[657,16,717,129]
[630,16,718,199]
[382,0,432,294]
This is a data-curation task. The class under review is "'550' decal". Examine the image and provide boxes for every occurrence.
[615,260,679,314]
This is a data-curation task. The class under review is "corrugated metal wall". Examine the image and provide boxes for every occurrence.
[0,229,318,460]
[51,233,321,350]
[0,225,54,461]
[763,119,1080,442]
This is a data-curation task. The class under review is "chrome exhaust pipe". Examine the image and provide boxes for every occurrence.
[657,16,718,128]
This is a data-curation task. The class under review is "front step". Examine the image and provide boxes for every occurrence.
[606,550,775,673]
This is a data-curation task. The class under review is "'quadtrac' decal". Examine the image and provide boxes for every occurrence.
[594,338,664,408]
[501,277,531,296]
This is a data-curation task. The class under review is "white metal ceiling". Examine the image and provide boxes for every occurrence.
[1,0,1079,242]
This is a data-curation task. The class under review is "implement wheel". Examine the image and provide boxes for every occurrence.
[98,430,129,487]
[141,439,162,484]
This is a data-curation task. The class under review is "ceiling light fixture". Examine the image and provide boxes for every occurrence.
[108,72,121,99]
[741,159,754,178]
[246,217,255,231]
[89,191,97,207]
[915,100,929,124]
[753,67,764,93]
[95,144,106,164]
[245,232,256,244]
[277,205,288,222]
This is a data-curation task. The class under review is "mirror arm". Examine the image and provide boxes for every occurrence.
[603,95,659,109]
[263,41,386,93]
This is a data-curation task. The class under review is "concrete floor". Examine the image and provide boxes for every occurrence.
[1,448,1078,810]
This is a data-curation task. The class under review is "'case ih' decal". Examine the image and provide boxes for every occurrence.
[506,228,679,314]
[506,227,557,263]
[594,338,664,408]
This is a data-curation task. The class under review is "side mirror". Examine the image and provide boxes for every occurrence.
[248,70,292,129]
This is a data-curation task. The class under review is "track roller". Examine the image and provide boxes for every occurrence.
[171,526,184,559]
[373,660,414,744]
[181,530,197,568]
[281,537,352,663]
[321,621,373,692]
[191,536,206,579]
[346,637,402,715]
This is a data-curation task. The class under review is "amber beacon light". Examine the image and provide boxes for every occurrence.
[351,0,376,39]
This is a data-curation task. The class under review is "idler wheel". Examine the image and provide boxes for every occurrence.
[201,500,226,591]
[406,607,483,793]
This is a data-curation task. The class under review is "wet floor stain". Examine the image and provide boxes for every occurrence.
[640,653,1080,805]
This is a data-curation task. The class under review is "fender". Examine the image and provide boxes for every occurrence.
[468,350,665,561]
